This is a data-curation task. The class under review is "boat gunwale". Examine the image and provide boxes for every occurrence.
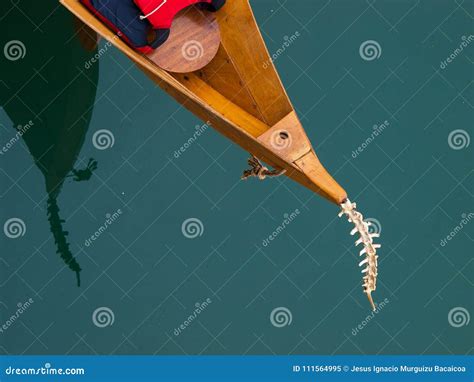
[60,0,281,136]
[60,0,347,204]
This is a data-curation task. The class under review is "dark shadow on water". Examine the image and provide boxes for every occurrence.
[0,0,101,285]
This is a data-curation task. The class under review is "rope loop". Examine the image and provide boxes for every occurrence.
[241,155,286,181]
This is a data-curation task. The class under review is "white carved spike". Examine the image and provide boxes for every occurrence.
[339,198,380,312]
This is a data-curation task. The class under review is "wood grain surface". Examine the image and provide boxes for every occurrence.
[148,7,221,73]
[60,0,347,204]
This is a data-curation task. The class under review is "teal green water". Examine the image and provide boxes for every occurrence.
[0,0,472,355]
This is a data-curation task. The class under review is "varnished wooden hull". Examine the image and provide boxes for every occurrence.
[61,0,347,204]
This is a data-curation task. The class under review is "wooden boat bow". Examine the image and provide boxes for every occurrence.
[256,111,347,204]
[61,0,346,204]
[60,0,381,310]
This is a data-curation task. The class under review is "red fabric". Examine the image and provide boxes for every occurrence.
[133,0,213,29]
[80,0,152,54]
[136,46,153,54]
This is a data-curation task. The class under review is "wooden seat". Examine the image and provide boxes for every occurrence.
[147,6,221,73]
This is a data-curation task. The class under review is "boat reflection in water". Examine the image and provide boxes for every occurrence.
[0,0,100,285]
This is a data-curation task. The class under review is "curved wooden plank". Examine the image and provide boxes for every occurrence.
[59,0,347,204]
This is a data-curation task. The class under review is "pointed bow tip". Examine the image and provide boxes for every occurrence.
[294,151,347,205]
